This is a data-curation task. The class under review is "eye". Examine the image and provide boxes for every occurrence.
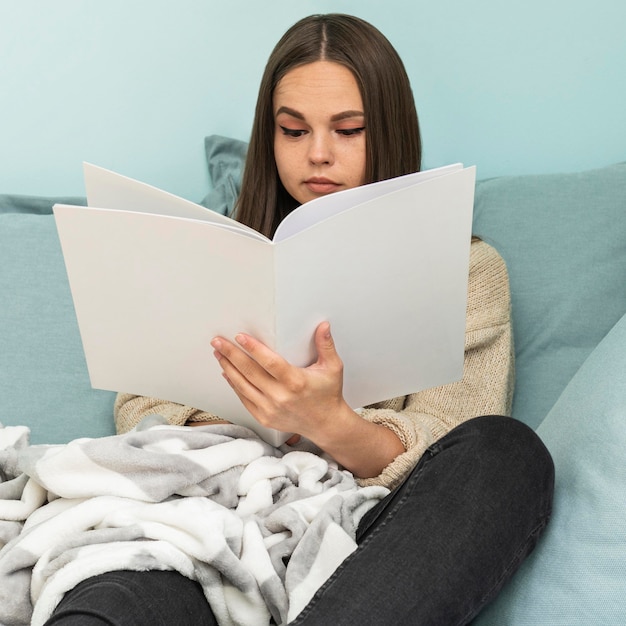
[336,127,366,137]
[279,126,307,138]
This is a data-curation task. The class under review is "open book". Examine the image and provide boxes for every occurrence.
[53,163,475,445]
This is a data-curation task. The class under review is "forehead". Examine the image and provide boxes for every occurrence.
[273,61,363,114]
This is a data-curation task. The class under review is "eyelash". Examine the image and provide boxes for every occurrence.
[337,127,366,136]
[279,126,366,138]
[280,127,306,138]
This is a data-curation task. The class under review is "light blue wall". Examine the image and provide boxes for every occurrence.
[1,0,624,200]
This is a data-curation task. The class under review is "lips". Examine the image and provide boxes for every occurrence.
[304,177,342,195]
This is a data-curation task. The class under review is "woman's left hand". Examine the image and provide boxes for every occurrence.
[210,321,354,443]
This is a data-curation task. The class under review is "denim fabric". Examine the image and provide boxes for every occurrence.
[46,415,554,626]
[44,570,217,626]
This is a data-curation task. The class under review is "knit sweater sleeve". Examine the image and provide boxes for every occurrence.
[356,240,514,490]
[114,394,224,434]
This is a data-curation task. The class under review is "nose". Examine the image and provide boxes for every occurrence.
[308,133,334,166]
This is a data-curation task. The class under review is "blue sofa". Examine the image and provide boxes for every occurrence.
[1,138,625,623]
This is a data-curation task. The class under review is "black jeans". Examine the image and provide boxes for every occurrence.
[45,415,554,626]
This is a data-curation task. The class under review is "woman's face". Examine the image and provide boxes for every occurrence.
[273,61,366,205]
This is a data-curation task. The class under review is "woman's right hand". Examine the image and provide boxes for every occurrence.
[211,322,405,478]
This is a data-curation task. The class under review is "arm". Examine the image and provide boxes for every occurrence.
[212,240,513,489]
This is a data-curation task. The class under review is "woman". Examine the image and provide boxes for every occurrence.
[48,13,554,625]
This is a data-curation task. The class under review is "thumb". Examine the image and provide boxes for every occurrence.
[314,321,341,366]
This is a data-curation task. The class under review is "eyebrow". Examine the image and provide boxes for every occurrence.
[275,106,365,122]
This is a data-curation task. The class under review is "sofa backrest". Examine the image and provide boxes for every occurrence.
[0,195,117,444]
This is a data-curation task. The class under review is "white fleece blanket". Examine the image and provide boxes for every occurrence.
[0,418,388,626]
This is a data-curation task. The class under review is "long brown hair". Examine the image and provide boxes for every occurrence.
[235,14,422,238]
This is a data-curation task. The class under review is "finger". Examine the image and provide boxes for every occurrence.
[233,333,291,380]
[212,336,273,387]
[312,322,342,368]
[219,367,263,416]
[212,341,268,407]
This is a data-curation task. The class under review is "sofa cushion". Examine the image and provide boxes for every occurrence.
[474,311,626,624]
[0,198,117,444]
[473,162,626,428]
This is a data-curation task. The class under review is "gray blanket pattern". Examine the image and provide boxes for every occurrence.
[0,419,388,625]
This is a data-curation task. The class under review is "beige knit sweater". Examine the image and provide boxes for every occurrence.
[115,240,514,491]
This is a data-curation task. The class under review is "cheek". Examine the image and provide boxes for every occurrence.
[347,141,367,186]
[358,151,367,184]
[273,140,302,199]
[273,138,290,181]
[273,135,283,174]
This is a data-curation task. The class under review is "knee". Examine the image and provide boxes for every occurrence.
[454,415,555,515]
[479,415,553,471]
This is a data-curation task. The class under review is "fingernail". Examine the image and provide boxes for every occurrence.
[235,334,247,346]
[211,338,221,349]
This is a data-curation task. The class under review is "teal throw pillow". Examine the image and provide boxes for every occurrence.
[199,134,248,216]
[475,311,626,624]
[473,163,626,428]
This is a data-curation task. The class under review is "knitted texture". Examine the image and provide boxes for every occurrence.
[114,240,513,491]
[114,394,224,433]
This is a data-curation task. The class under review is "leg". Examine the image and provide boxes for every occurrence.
[44,569,217,626]
[291,415,554,626]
